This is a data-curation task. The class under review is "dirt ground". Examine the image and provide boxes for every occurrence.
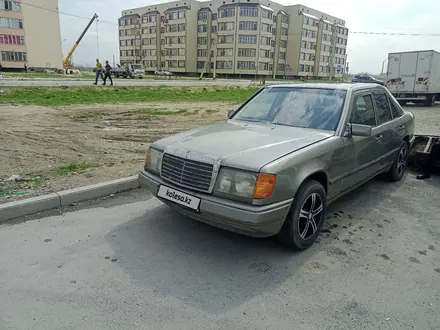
[0,102,235,203]
[1,102,439,204]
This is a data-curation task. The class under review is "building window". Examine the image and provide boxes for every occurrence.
[142,14,156,23]
[198,11,208,21]
[212,25,217,33]
[280,27,287,35]
[280,40,287,48]
[212,13,217,20]
[197,61,205,69]
[217,35,234,44]
[0,34,24,45]
[178,48,185,56]
[178,23,185,32]
[178,36,185,44]
[143,26,156,34]
[239,35,256,44]
[218,22,234,31]
[216,61,233,69]
[261,23,271,33]
[237,61,255,70]
[217,48,234,57]
[299,64,304,72]
[0,17,23,28]
[239,21,257,30]
[260,36,271,46]
[0,1,21,11]
[261,9,272,20]
[197,49,207,57]
[178,60,185,68]
[198,37,207,45]
[220,7,235,18]
[279,52,286,60]
[239,7,258,17]
[259,62,269,70]
[259,49,270,58]
[166,10,185,20]
[238,48,256,57]
[1,50,26,62]
[281,14,289,24]
[198,24,207,32]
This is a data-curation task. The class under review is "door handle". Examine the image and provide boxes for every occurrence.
[397,125,405,131]
[375,134,383,141]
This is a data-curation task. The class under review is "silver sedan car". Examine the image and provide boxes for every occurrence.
[138,83,415,250]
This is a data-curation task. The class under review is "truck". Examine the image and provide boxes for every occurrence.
[112,64,144,79]
[386,50,440,107]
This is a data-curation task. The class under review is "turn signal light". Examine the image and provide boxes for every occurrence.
[253,173,277,199]
[144,147,151,165]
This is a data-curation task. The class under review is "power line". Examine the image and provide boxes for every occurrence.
[19,1,115,25]
[18,1,440,37]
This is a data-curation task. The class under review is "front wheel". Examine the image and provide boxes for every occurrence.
[385,141,409,181]
[277,180,327,250]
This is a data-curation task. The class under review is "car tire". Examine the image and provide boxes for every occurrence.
[277,180,327,250]
[385,141,409,181]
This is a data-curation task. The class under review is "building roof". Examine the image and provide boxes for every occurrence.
[302,12,319,20]
[260,4,274,12]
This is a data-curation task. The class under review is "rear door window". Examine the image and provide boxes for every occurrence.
[388,96,404,118]
[351,94,376,126]
[373,92,393,124]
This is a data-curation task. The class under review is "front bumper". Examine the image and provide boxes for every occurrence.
[138,170,292,237]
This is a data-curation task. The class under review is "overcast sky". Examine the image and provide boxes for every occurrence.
[58,0,439,73]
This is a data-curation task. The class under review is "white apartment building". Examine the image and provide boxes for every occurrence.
[0,0,63,70]
[119,0,348,78]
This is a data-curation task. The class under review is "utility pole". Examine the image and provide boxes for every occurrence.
[212,36,217,79]
[200,34,216,79]
[329,24,337,81]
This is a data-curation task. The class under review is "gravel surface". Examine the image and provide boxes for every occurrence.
[0,171,439,329]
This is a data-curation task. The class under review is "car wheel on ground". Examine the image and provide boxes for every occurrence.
[386,141,409,181]
[277,180,327,250]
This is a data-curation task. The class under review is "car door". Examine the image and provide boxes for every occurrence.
[339,91,382,192]
[371,90,399,169]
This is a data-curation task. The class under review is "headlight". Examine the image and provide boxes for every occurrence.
[214,168,277,201]
[214,168,257,201]
[144,147,163,174]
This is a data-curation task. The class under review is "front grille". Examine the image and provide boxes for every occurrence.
[161,153,214,192]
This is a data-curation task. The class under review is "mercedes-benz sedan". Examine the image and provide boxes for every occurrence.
[138,83,415,250]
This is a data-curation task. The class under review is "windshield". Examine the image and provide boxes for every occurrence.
[132,65,143,70]
[233,87,347,131]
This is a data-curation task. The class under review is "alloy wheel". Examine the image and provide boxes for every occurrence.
[397,146,407,176]
[298,193,324,240]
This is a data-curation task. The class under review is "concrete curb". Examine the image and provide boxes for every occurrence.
[0,176,140,223]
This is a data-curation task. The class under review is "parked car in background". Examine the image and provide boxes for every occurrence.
[352,75,385,85]
[138,83,415,251]
[154,69,172,77]
[112,64,144,79]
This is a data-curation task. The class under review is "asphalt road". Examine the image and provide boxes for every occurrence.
[1,173,439,330]
[0,77,254,87]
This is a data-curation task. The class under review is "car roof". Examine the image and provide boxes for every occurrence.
[266,82,383,92]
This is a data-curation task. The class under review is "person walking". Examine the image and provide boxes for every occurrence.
[93,59,104,85]
[24,64,27,73]
[102,60,113,86]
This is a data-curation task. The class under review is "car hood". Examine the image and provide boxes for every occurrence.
[153,120,333,171]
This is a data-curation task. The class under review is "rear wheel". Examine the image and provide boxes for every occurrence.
[424,95,435,107]
[385,141,409,181]
[277,180,327,250]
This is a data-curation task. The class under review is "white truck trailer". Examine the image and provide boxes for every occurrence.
[386,50,440,107]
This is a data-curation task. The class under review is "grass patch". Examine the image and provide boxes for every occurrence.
[56,162,94,176]
[0,86,259,107]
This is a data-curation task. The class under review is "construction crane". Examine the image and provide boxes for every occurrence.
[63,13,98,70]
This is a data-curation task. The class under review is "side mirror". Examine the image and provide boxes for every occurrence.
[349,123,372,137]
[227,109,235,118]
